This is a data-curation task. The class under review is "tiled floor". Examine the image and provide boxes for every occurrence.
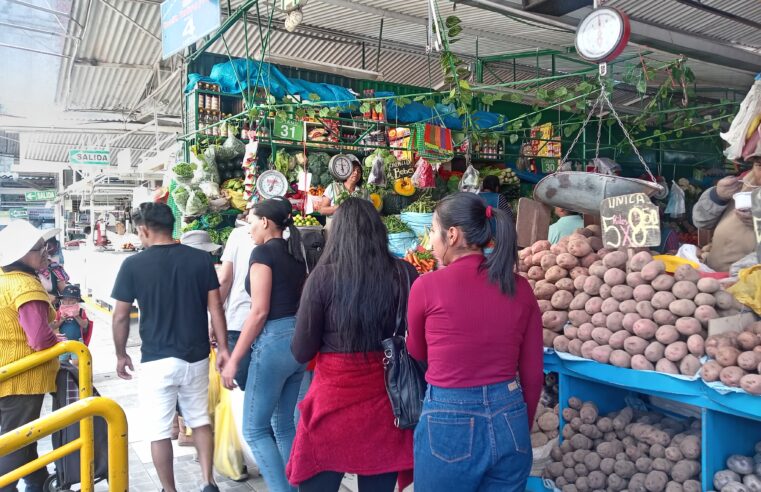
[22,309,357,492]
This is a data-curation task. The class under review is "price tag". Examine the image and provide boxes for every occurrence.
[540,158,557,174]
[600,193,661,249]
[752,188,761,262]
[273,117,304,142]
[389,160,414,181]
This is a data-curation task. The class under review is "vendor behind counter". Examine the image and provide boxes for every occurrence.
[692,157,761,273]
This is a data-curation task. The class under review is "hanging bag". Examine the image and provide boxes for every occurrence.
[381,264,427,429]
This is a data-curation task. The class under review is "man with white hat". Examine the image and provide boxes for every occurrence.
[0,220,63,491]
[180,230,222,255]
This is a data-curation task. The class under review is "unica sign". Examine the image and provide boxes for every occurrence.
[69,149,111,166]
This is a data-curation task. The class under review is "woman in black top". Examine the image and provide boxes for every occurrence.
[221,198,306,492]
[286,198,418,492]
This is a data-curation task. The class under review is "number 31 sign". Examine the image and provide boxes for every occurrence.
[600,192,661,249]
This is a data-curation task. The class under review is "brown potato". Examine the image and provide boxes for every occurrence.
[598,283,612,300]
[674,265,701,283]
[644,341,666,363]
[603,251,628,269]
[623,313,642,333]
[652,291,677,310]
[564,324,578,339]
[591,327,613,346]
[553,335,571,353]
[746,321,761,335]
[653,310,678,326]
[555,277,576,292]
[604,268,627,287]
[633,284,656,302]
[532,240,552,254]
[519,248,533,261]
[664,341,688,362]
[585,297,603,315]
[551,290,574,310]
[573,275,589,292]
[607,312,625,332]
[570,293,592,311]
[737,351,760,371]
[537,300,553,313]
[719,366,746,387]
[546,265,569,283]
[543,311,569,332]
[544,329,559,347]
[619,299,638,314]
[641,260,666,282]
[631,354,655,372]
[633,319,658,340]
[534,281,558,300]
[630,251,654,272]
[557,253,580,270]
[583,276,603,296]
[591,312,608,327]
[693,293,716,307]
[694,305,718,326]
[609,330,631,350]
[570,267,589,280]
[601,298,620,316]
[550,243,566,256]
[627,272,646,288]
[539,252,557,270]
[716,346,741,367]
[675,317,702,336]
[592,345,614,364]
[656,359,680,375]
[528,266,546,281]
[701,360,722,382]
[737,331,760,351]
[612,285,634,302]
[568,338,584,357]
[624,336,649,355]
[679,354,701,376]
[568,240,593,258]
[697,277,720,294]
[580,253,600,268]
[581,340,599,359]
[655,325,680,345]
[739,373,761,395]
[588,261,607,279]
[715,290,735,310]
[610,350,632,368]
[669,300,697,317]
[686,334,705,357]
[569,310,592,327]
[577,323,595,342]
[672,281,699,300]
[652,274,676,292]
[636,301,655,320]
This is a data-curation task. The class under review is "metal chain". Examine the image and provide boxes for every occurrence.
[601,89,658,182]
[595,91,604,159]
[559,90,603,165]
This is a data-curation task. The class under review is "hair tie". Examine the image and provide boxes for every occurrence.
[485,205,493,219]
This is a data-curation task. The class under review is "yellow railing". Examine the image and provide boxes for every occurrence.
[0,341,128,491]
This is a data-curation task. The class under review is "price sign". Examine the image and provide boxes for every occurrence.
[273,117,304,142]
[600,193,661,249]
[389,160,414,181]
[752,188,761,262]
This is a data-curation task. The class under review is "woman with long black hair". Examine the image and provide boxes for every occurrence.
[287,198,417,492]
[407,192,543,492]
[221,198,306,492]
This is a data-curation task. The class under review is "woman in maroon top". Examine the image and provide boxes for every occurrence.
[407,192,543,492]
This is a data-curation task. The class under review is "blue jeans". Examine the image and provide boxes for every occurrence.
[227,330,253,389]
[243,317,305,492]
[58,320,82,361]
[413,380,532,492]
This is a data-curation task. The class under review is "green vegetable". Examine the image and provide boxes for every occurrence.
[205,213,223,229]
[219,226,234,245]
[173,163,196,179]
[172,186,190,212]
[181,219,201,233]
[402,193,436,213]
[383,215,412,234]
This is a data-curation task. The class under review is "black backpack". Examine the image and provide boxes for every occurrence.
[299,228,325,275]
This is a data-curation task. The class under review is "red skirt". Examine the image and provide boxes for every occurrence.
[286,352,413,489]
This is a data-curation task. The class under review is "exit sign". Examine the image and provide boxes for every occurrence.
[10,208,28,219]
[69,149,111,166]
[25,190,56,202]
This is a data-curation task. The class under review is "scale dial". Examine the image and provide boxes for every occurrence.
[329,154,356,181]
[575,7,631,63]
[256,170,289,199]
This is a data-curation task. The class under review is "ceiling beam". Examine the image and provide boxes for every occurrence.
[0,43,69,58]
[5,0,82,29]
[98,0,161,43]
[0,21,80,40]
[74,59,155,70]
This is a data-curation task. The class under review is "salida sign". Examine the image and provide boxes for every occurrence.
[69,149,111,166]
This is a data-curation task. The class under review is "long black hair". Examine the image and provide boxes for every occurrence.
[2,261,38,276]
[252,198,304,263]
[436,192,518,296]
[302,197,396,352]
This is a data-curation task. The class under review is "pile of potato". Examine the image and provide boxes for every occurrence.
[532,373,561,448]
[701,323,761,395]
[520,229,743,376]
[712,442,761,492]
[544,397,703,492]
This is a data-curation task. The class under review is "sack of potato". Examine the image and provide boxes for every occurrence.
[520,228,748,378]
[701,322,761,395]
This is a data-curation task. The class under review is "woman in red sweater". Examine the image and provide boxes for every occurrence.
[407,192,543,492]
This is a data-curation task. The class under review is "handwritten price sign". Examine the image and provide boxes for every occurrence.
[752,188,761,262]
[600,193,661,249]
[390,160,414,181]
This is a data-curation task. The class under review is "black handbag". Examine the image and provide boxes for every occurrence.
[382,263,427,429]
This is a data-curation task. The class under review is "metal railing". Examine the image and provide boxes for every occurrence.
[0,341,128,491]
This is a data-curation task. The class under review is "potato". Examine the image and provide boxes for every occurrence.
[556,252,580,270]
[571,433,593,451]
[588,235,603,251]
[535,281,558,300]
[580,253,600,268]
[607,312,625,332]
[539,252,557,270]
[630,251,654,272]
[675,317,702,336]
[670,300,697,317]
[552,290,575,310]
[642,260,666,282]
[728,455,755,475]
[568,240,593,258]
[570,267,589,280]
[569,310,592,327]
[625,336,649,355]
[528,266,546,281]
[672,281,699,300]
[701,360,723,382]
[574,275,589,291]
[740,374,761,395]
[738,351,760,371]
[591,344,614,364]
[694,305,719,326]
[591,312,608,327]
[636,456,654,473]
[632,354,655,371]
[748,322,761,335]
[623,313,642,333]
[609,330,630,350]
[615,459,637,479]
[604,268,627,287]
[652,291,677,310]
[656,359,680,374]
[570,293,591,311]
[553,335,571,353]
[645,341,666,363]
[665,342,688,362]
[588,471,606,490]
[578,323,595,342]
[583,276,603,296]
[581,340,599,359]
[519,248,533,261]
[671,460,700,482]
[694,292,717,306]
[674,264,700,283]
[633,319,658,340]
[538,300,553,313]
[646,470,669,492]
[580,404,598,424]
[678,436,701,460]
[683,480,701,492]
[602,251,627,269]
[715,291,735,310]
[679,355,701,376]
[737,331,760,351]
[532,240,552,254]
[696,277,720,294]
[546,265,569,283]
[544,329,559,347]
[543,311,569,332]
[714,470,742,490]
[620,299,638,314]
[652,274,677,292]
[687,335,705,357]
[716,347,742,367]
[585,297,603,315]
[627,272,646,288]
[652,457,674,473]
[612,285,634,302]
[600,297,620,316]
[591,327,613,346]
[636,301,656,321]
[568,339,584,356]
[744,475,761,492]
[655,325,680,345]
[665,446,684,462]
[556,277,576,292]
[610,349,632,368]
[598,283,612,300]
[634,284,656,302]
[654,310,678,326]
[720,366,746,387]
[588,261,607,278]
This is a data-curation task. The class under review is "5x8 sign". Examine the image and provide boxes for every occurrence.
[69,149,111,166]
[600,192,661,249]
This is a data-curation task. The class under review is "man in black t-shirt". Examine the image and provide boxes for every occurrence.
[111,203,229,492]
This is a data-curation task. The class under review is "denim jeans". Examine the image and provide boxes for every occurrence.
[243,317,305,492]
[227,330,253,389]
[413,380,532,492]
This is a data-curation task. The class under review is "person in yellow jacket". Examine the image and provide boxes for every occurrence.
[0,220,64,492]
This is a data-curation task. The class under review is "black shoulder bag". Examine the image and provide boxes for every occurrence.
[382,263,427,429]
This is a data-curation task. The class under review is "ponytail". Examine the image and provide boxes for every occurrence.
[284,220,304,264]
[436,192,518,296]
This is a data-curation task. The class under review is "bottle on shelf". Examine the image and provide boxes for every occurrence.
[198,93,206,110]
[211,95,219,111]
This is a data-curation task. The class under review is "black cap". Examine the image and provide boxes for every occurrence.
[59,284,84,302]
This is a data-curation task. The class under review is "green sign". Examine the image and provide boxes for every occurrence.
[69,149,110,166]
[10,208,28,219]
[25,190,56,202]
[540,158,558,174]
[273,117,304,142]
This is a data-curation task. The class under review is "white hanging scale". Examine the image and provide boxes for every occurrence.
[256,170,289,199]
[575,2,631,77]
[328,154,356,181]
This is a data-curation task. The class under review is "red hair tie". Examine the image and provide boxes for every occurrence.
[485,205,493,219]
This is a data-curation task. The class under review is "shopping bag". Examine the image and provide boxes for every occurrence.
[208,350,221,419]
[213,387,247,481]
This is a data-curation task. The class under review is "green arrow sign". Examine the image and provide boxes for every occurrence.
[69,149,110,166]
[25,190,56,202]
[9,208,28,219]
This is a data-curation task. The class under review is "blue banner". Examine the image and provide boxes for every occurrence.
[161,0,220,59]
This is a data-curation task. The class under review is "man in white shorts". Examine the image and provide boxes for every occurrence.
[111,203,229,492]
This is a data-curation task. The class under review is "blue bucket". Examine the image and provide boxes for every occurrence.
[388,231,418,257]
[400,212,433,237]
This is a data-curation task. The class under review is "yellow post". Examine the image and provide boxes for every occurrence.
[0,341,95,489]
[0,397,128,492]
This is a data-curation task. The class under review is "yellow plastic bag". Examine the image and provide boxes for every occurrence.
[224,189,249,211]
[213,388,246,481]
[727,265,761,315]
[208,350,221,419]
